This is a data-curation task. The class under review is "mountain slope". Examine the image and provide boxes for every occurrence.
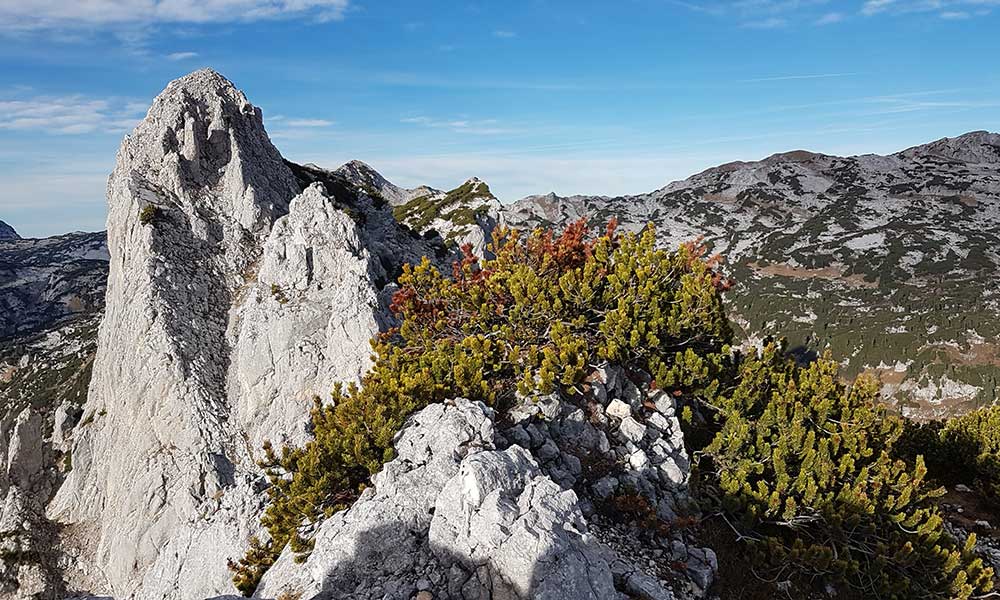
[408,131,1000,419]
[0,219,18,240]
[34,69,437,599]
[0,230,108,597]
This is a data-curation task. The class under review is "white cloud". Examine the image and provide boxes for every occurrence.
[266,116,336,140]
[861,0,997,17]
[0,94,145,135]
[493,30,517,38]
[167,51,199,60]
[676,0,831,26]
[284,118,334,127]
[815,12,844,24]
[738,73,855,83]
[0,0,350,31]
[861,0,896,15]
[401,116,511,135]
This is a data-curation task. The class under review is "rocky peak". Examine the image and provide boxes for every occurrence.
[121,67,298,239]
[44,69,357,599]
[0,220,18,240]
[335,159,439,206]
[896,130,1000,164]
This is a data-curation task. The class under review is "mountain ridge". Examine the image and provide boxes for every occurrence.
[1,68,996,599]
[0,219,19,240]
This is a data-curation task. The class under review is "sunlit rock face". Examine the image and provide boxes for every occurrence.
[46,69,385,599]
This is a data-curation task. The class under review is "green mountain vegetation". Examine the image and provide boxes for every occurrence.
[231,220,999,599]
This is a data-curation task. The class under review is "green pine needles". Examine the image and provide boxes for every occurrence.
[696,341,994,599]
[229,218,995,599]
[229,220,734,594]
[901,404,1000,501]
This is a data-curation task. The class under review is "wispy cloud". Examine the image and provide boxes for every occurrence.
[861,0,896,15]
[266,115,336,139]
[738,73,856,83]
[285,118,334,127]
[493,30,517,38]
[676,0,833,27]
[401,115,511,135]
[166,51,199,61]
[861,0,997,18]
[0,94,145,135]
[815,12,844,24]
[676,0,993,26]
[0,0,351,31]
[858,95,1000,115]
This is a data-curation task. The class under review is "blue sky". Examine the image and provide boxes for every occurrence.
[1,0,999,237]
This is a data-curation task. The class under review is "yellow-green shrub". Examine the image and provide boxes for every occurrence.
[697,341,993,599]
[901,404,1000,499]
[228,220,734,594]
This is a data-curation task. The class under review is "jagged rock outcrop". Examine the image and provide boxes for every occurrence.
[0,226,107,599]
[0,219,19,240]
[231,182,384,449]
[257,398,679,600]
[0,408,63,599]
[44,69,391,599]
[428,443,619,599]
[335,160,437,207]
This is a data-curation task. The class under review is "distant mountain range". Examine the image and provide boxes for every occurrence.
[2,131,998,434]
[1,69,997,599]
[341,130,1000,419]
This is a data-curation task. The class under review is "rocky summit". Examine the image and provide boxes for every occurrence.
[2,68,999,600]
[0,220,18,240]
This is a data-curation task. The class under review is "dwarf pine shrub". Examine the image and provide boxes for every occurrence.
[138,205,159,225]
[696,341,994,599]
[228,219,734,594]
[231,219,993,599]
[901,404,1000,500]
[939,405,1000,498]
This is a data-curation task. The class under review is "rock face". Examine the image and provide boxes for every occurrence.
[0,227,107,599]
[44,69,387,599]
[257,399,675,600]
[231,182,384,449]
[0,407,63,599]
[428,444,619,599]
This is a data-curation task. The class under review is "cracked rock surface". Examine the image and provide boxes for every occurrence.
[42,69,403,600]
[258,399,683,600]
